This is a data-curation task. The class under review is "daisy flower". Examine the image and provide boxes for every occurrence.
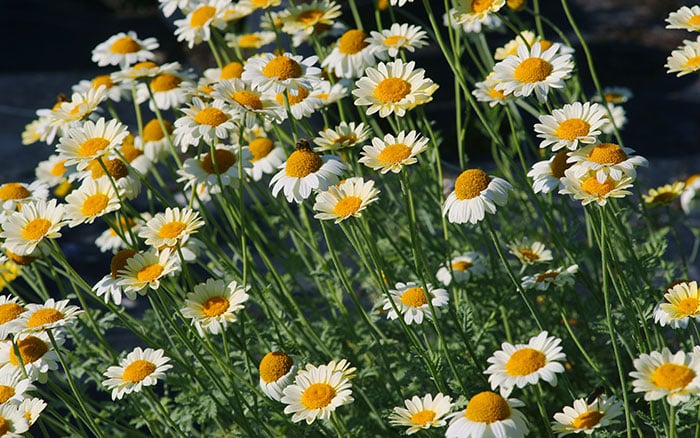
[567,142,648,183]
[259,351,297,401]
[0,296,26,341]
[93,249,138,305]
[0,404,28,436]
[35,155,75,190]
[630,348,700,406]
[654,281,700,329]
[0,181,49,219]
[281,360,354,424]
[493,42,574,102]
[0,332,61,383]
[435,252,486,286]
[47,86,107,136]
[280,1,342,36]
[521,264,578,291]
[681,174,700,215]
[494,31,574,61]
[14,298,82,335]
[528,150,572,194]
[91,31,159,68]
[444,7,503,33]
[269,140,346,204]
[57,117,129,171]
[102,347,173,400]
[311,80,349,107]
[552,395,623,436]
[642,182,685,207]
[226,31,277,51]
[180,279,250,336]
[507,239,553,265]
[368,23,428,60]
[388,393,453,435]
[0,366,35,405]
[173,97,238,152]
[77,154,141,200]
[203,61,244,84]
[453,0,506,26]
[559,168,634,206]
[313,122,371,152]
[472,72,512,107]
[274,85,322,120]
[177,145,252,194]
[139,207,204,249]
[313,177,380,223]
[117,248,180,294]
[593,86,633,105]
[534,102,608,152]
[211,78,284,128]
[174,0,229,48]
[18,398,46,427]
[484,331,567,391]
[64,178,121,227]
[382,281,449,325]
[443,169,512,224]
[242,52,321,94]
[137,69,194,112]
[666,37,700,76]
[353,59,438,118]
[72,74,128,103]
[446,391,528,438]
[245,136,286,181]
[141,118,174,162]
[111,61,179,84]
[0,199,66,256]
[359,130,430,174]
[666,6,700,32]
[322,29,379,79]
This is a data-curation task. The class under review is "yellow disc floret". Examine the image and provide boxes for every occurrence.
[259,351,294,383]
[191,5,216,27]
[505,348,546,376]
[555,118,590,141]
[513,57,553,83]
[137,264,164,282]
[301,383,336,409]
[571,410,604,429]
[285,149,323,178]
[262,56,303,80]
[652,363,695,391]
[374,78,411,103]
[338,29,369,55]
[333,196,362,218]
[249,138,274,161]
[581,177,615,196]
[110,36,141,54]
[21,219,51,241]
[27,308,64,328]
[0,183,31,201]
[200,149,237,174]
[81,193,110,217]
[122,359,156,383]
[400,287,429,307]
[201,296,229,317]
[454,169,491,200]
[9,336,48,365]
[411,410,436,425]
[587,143,627,165]
[0,302,24,324]
[377,143,411,164]
[464,391,511,423]
[150,74,182,92]
[78,138,110,157]
[194,107,228,127]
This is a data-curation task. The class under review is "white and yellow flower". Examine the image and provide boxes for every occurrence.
[18,397,46,427]
[242,52,321,94]
[0,404,28,436]
[382,282,449,325]
[453,0,506,26]
[527,150,572,194]
[666,37,700,76]
[91,31,159,67]
[313,177,380,223]
[389,393,453,435]
[102,347,173,400]
[93,249,138,305]
[552,395,623,436]
[0,332,62,383]
[117,248,180,294]
[654,281,700,329]
[521,264,578,291]
[473,72,512,107]
[57,118,129,171]
[368,23,428,60]
[14,298,82,335]
[258,351,297,402]
[174,0,229,48]
[173,98,238,152]
[64,177,121,227]
[0,367,34,406]
[443,169,512,224]
[245,136,286,182]
[559,168,634,206]
[666,5,700,32]
[181,279,250,336]
[0,181,49,220]
[507,239,553,265]
[0,296,26,340]
[178,145,252,194]
[642,182,685,207]
[139,207,204,249]
[72,74,128,103]
[211,79,283,127]
[534,102,608,152]
[446,391,528,438]
[630,348,700,406]
[322,29,379,79]
[0,199,66,256]
[226,31,277,51]
[567,143,647,183]
[280,1,342,36]
[359,130,429,174]
[435,252,486,286]
[314,121,371,152]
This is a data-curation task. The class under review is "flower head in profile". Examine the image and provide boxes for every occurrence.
[353,59,438,118]
[0,295,26,340]
[0,404,29,436]
[242,52,321,93]
[281,360,354,424]
[382,282,449,325]
[0,199,66,256]
[552,395,623,436]
[0,181,49,220]
[0,332,61,383]
[484,331,566,392]
[559,168,634,206]
[389,393,453,435]
[15,298,82,335]
[443,169,512,224]
[368,23,428,60]
[359,130,429,174]
[280,0,342,36]
[313,177,380,223]
[630,348,700,406]
[666,37,700,76]
[173,97,238,152]
[18,397,46,427]
[139,207,205,249]
[666,6,700,32]
[313,121,371,152]
[245,136,286,182]
[642,182,685,207]
[91,31,159,68]
[0,366,35,405]
[57,118,129,171]
[528,150,572,194]
[473,72,512,107]
[567,143,647,183]
[446,391,528,438]
[259,351,297,401]
[508,239,553,265]
[521,264,578,291]
[534,102,608,152]
[173,0,229,48]
[117,248,180,294]
[654,281,700,329]
[435,252,486,286]
[322,29,379,79]
[453,0,506,26]
[181,279,250,336]
[102,347,173,400]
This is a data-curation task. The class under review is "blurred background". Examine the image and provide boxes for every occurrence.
[1,0,698,184]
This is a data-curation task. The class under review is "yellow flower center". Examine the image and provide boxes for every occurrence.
[238,34,262,49]
[0,417,7,435]
[150,74,182,92]
[0,183,30,201]
[536,271,559,282]
[472,0,494,13]
[0,303,24,325]
[297,9,324,25]
[604,92,622,103]
[333,196,363,218]
[519,249,540,261]
[550,150,571,178]
[229,91,260,110]
[452,261,473,271]
[400,287,429,307]
[50,160,68,177]
[538,40,554,51]
[249,138,274,161]
[571,410,604,429]
[338,29,369,55]
[132,61,158,71]
[121,140,143,163]
[143,119,173,142]
[410,409,436,425]
[81,193,110,217]
[221,61,244,79]
[587,143,627,164]
[200,149,237,174]
[285,149,323,177]
[87,158,128,179]
[454,169,491,200]
[259,351,294,383]
[91,75,114,90]
[464,391,511,423]
[275,86,310,106]
[581,177,615,196]
[262,56,303,80]
[191,5,216,27]
[0,386,15,404]
[158,222,187,240]
[333,135,357,146]
[9,336,48,365]
[507,0,526,11]
[110,249,138,279]
[513,57,553,83]
[27,308,64,328]
[301,383,336,409]
[651,363,695,391]
[110,36,141,54]
[684,56,700,70]
[373,78,411,103]
[21,218,51,241]
[194,107,228,127]
[136,263,164,282]
[505,347,546,376]
[555,118,590,141]
[377,143,411,164]
[690,15,700,26]
[201,295,229,317]
[677,297,700,316]
[78,138,110,157]
[488,87,506,100]
[122,359,156,383]
[384,35,406,47]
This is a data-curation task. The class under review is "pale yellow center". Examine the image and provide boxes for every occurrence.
[110,36,140,54]
[652,363,695,391]
[374,78,411,103]
[513,57,553,83]
[238,34,262,49]
[377,143,411,164]
[505,348,546,376]
[587,143,627,164]
[136,264,164,282]
[301,383,336,409]
[249,138,274,161]
[27,308,64,328]
[150,74,181,92]
[259,351,294,383]
[200,149,237,174]
[78,138,110,157]
[454,169,491,200]
[285,149,323,177]
[122,359,156,383]
[400,287,429,307]
[0,183,30,201]
[201,296,229,317]
[81,193,110,217]
[338,29,369,54]
[191,5,216,27]
[262,56,302,79]
[572,410,604,429]
[555,118,590,141]
[0,386,15,404]
[194,107,228,127]
[410,409,436,425]
[685,56,700,70]
[464,391,511,423]
[21,218,51,241]
[332,196,362,218]
[581,177,615,196]
[9,336,48,365]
